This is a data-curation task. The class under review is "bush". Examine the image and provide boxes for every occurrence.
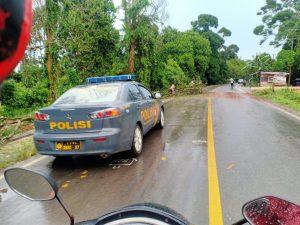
[161,59,189,89]
[1,79,16,105]
[57,69,82,96]
[0,78,49,117]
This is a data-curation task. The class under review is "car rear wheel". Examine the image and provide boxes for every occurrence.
[131,125,143,157]
[157,109,164,129]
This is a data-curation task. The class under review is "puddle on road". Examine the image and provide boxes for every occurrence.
[0,188,8,202]
[192,139,207,144]
[0,187,14,203]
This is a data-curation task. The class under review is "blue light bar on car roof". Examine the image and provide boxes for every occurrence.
[86,75,136,83]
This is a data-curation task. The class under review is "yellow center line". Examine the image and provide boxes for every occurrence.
[207,96,224,225]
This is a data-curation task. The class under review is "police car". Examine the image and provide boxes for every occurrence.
[34,75,164,158]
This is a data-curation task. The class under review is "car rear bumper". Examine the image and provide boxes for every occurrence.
[34,128,131,156]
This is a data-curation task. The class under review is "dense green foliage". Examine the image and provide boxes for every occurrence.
[191,14,234,84]
[273,49,295,71]
[254,0,300,83]
[8,1,300,117]
[159,30,211,86]
[226,58,247,79]
[254,0,300,47]
[3,0,300,118]
[1,1,243,117]
[59,0,119,78]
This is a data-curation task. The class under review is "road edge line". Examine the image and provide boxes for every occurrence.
[207,96,224,225]
[0,155,48,181]
[22,155,48,168]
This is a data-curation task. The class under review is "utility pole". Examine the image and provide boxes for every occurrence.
[287,28,298,86]
[288,31,294,87]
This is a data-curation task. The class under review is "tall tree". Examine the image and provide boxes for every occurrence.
[221,44,239,60]
[134,19,160,87]
[191,14,218,33]
[254,0,300,85]
[122,0,167,74]
[254,0,300,47]
[273,49,295,72]
[160,31,211,80]
[59,0,119,79]
[191,14,232,84]
[45,0,61,101]
[218,27,232,37]
[245,53,273,74]
[227,58,247,79]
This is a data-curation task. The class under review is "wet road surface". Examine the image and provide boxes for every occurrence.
[0,95,208,225]
[1,86,300,225]
[212,85,300,224]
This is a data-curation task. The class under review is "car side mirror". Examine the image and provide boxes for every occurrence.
[242,196,300,225]
[154,93,161,99]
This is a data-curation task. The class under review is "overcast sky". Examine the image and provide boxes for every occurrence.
[113,0,280,60]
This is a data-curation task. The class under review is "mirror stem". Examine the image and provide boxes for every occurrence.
[232,218,247,225]
[56,193,75,225]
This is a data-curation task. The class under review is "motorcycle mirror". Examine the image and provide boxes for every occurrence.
[242,196,300,225]
[4,168,57,201]
[5,168,75,225]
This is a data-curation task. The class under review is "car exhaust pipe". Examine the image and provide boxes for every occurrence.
[100,153,110,159]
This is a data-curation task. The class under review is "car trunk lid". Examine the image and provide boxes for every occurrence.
[35,106,110,134]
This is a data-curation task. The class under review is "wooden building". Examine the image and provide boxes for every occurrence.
[259,71,289,87]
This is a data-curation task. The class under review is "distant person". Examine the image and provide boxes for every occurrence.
[169,83,176,95]
[229,78,234,89]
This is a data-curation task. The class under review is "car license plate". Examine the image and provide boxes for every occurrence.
[56,141,81,151]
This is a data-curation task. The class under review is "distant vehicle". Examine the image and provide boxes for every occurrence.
[34,75,164,158]
[292,78,300,86]
[238,79,246,86]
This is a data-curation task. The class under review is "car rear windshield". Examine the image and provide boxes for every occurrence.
[53,85,120,105]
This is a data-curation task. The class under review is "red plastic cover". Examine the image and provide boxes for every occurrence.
[0,0,32,81]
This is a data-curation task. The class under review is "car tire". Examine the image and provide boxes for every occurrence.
[157,109,164,129]
[131,125,143,157]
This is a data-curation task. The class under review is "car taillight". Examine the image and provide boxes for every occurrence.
[93,138,107,143]
[89,108,121,119]
[35,112,50,121]
[105,108,121,117]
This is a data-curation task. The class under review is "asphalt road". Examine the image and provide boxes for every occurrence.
[0,85,300,225]
[212,85,300,224]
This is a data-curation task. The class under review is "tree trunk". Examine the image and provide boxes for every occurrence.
[128,42,136,73]
[288,67,292,87]
[287,34,294,87]
[45,1,56,101]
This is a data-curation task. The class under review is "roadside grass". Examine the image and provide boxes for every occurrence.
[253,88,300,112]
[0,136,37,170]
